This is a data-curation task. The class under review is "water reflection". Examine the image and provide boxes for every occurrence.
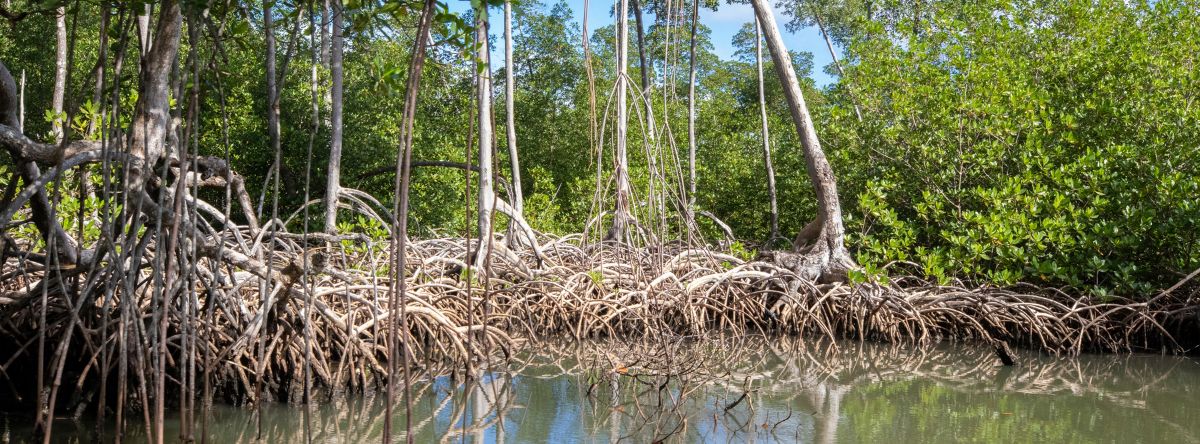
[8,336,1200,443]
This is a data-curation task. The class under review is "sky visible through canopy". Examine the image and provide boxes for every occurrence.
[449,1,839,87]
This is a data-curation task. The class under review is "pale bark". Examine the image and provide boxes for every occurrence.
[254,5,303,217]
[128,0,182,186]
[607,0,635,242]
[143,4,184,443]
[755,18,779,240]
[137,4,151,54]
[583,0,597,150]
[503,1,523,214]
[51,6,65,143]
[749,0,856,281]
[474,7,496,269]
[323,2,344,233]
[686,0,698,212]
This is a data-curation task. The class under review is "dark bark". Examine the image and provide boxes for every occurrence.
[631,0,655,141]
[263,0,281,223]
[993,341,1017,366]
[1,62,78,266]
[386,2,437,440]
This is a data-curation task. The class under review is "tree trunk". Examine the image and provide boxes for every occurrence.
[51,6,66,143]
[582,0,597,152]
[137,4,151,54]
[503,1,523,214]
[323,2,344,233]
[749,0,856,282]
[474,6,496,269]
[17,69,22,131]
[128,0,181,185]
[631,0,655,142]
[263,0,282,215]
[142,4,183,444]
[606,0,634,243]
[320,0,331,65]
[686,0,698,213]
[754,17,779,240]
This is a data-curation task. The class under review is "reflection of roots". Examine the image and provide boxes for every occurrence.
[554,334,1198,443]
[0,230,1193,410]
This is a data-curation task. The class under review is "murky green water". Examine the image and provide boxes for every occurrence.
[7,337,1200,443]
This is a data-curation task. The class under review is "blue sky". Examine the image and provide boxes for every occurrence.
[447,1,839,87]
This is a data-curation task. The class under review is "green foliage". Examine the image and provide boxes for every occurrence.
[825,0,1200,296]
[1,0,1196,300]
[729,241,756,262]
[338,215,388,254]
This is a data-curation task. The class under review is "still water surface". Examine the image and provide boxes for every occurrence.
[9,337,1200,443]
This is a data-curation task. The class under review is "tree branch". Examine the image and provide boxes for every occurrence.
[0,124,101,164]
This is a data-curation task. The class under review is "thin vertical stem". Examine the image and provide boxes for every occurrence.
[686,0,699,222]
[385,2,435,442]
[755,17,779,240]
[324,0,345,233]
[503,0,523,214]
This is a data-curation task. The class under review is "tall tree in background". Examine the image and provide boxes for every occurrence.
[474,3,497,268]
[754,17,780,240]
[503,0,523,213]
[631,0,655,141]
[750,0,856,281]
[686,0,698,216]
[324,1,344,233]
[51,5,65,143]
[583,0,597,152]
[263,0,281,218]
[606,0,635,242]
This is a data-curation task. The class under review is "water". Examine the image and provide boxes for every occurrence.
[7,336,1200,443]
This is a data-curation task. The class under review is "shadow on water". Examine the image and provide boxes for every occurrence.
[4,336,1200,443]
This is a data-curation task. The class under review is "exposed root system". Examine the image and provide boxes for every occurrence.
[0,232,1196,410]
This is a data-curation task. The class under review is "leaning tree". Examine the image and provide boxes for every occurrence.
[749,0,858,282]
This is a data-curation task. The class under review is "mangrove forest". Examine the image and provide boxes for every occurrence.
[0,0,1197,442]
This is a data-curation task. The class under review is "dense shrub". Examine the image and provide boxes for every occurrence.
[824,0,1200,296]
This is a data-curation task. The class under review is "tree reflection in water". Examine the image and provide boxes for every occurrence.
[12,335,1200,443]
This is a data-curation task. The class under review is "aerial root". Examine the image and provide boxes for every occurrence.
[0,231,1193,406]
